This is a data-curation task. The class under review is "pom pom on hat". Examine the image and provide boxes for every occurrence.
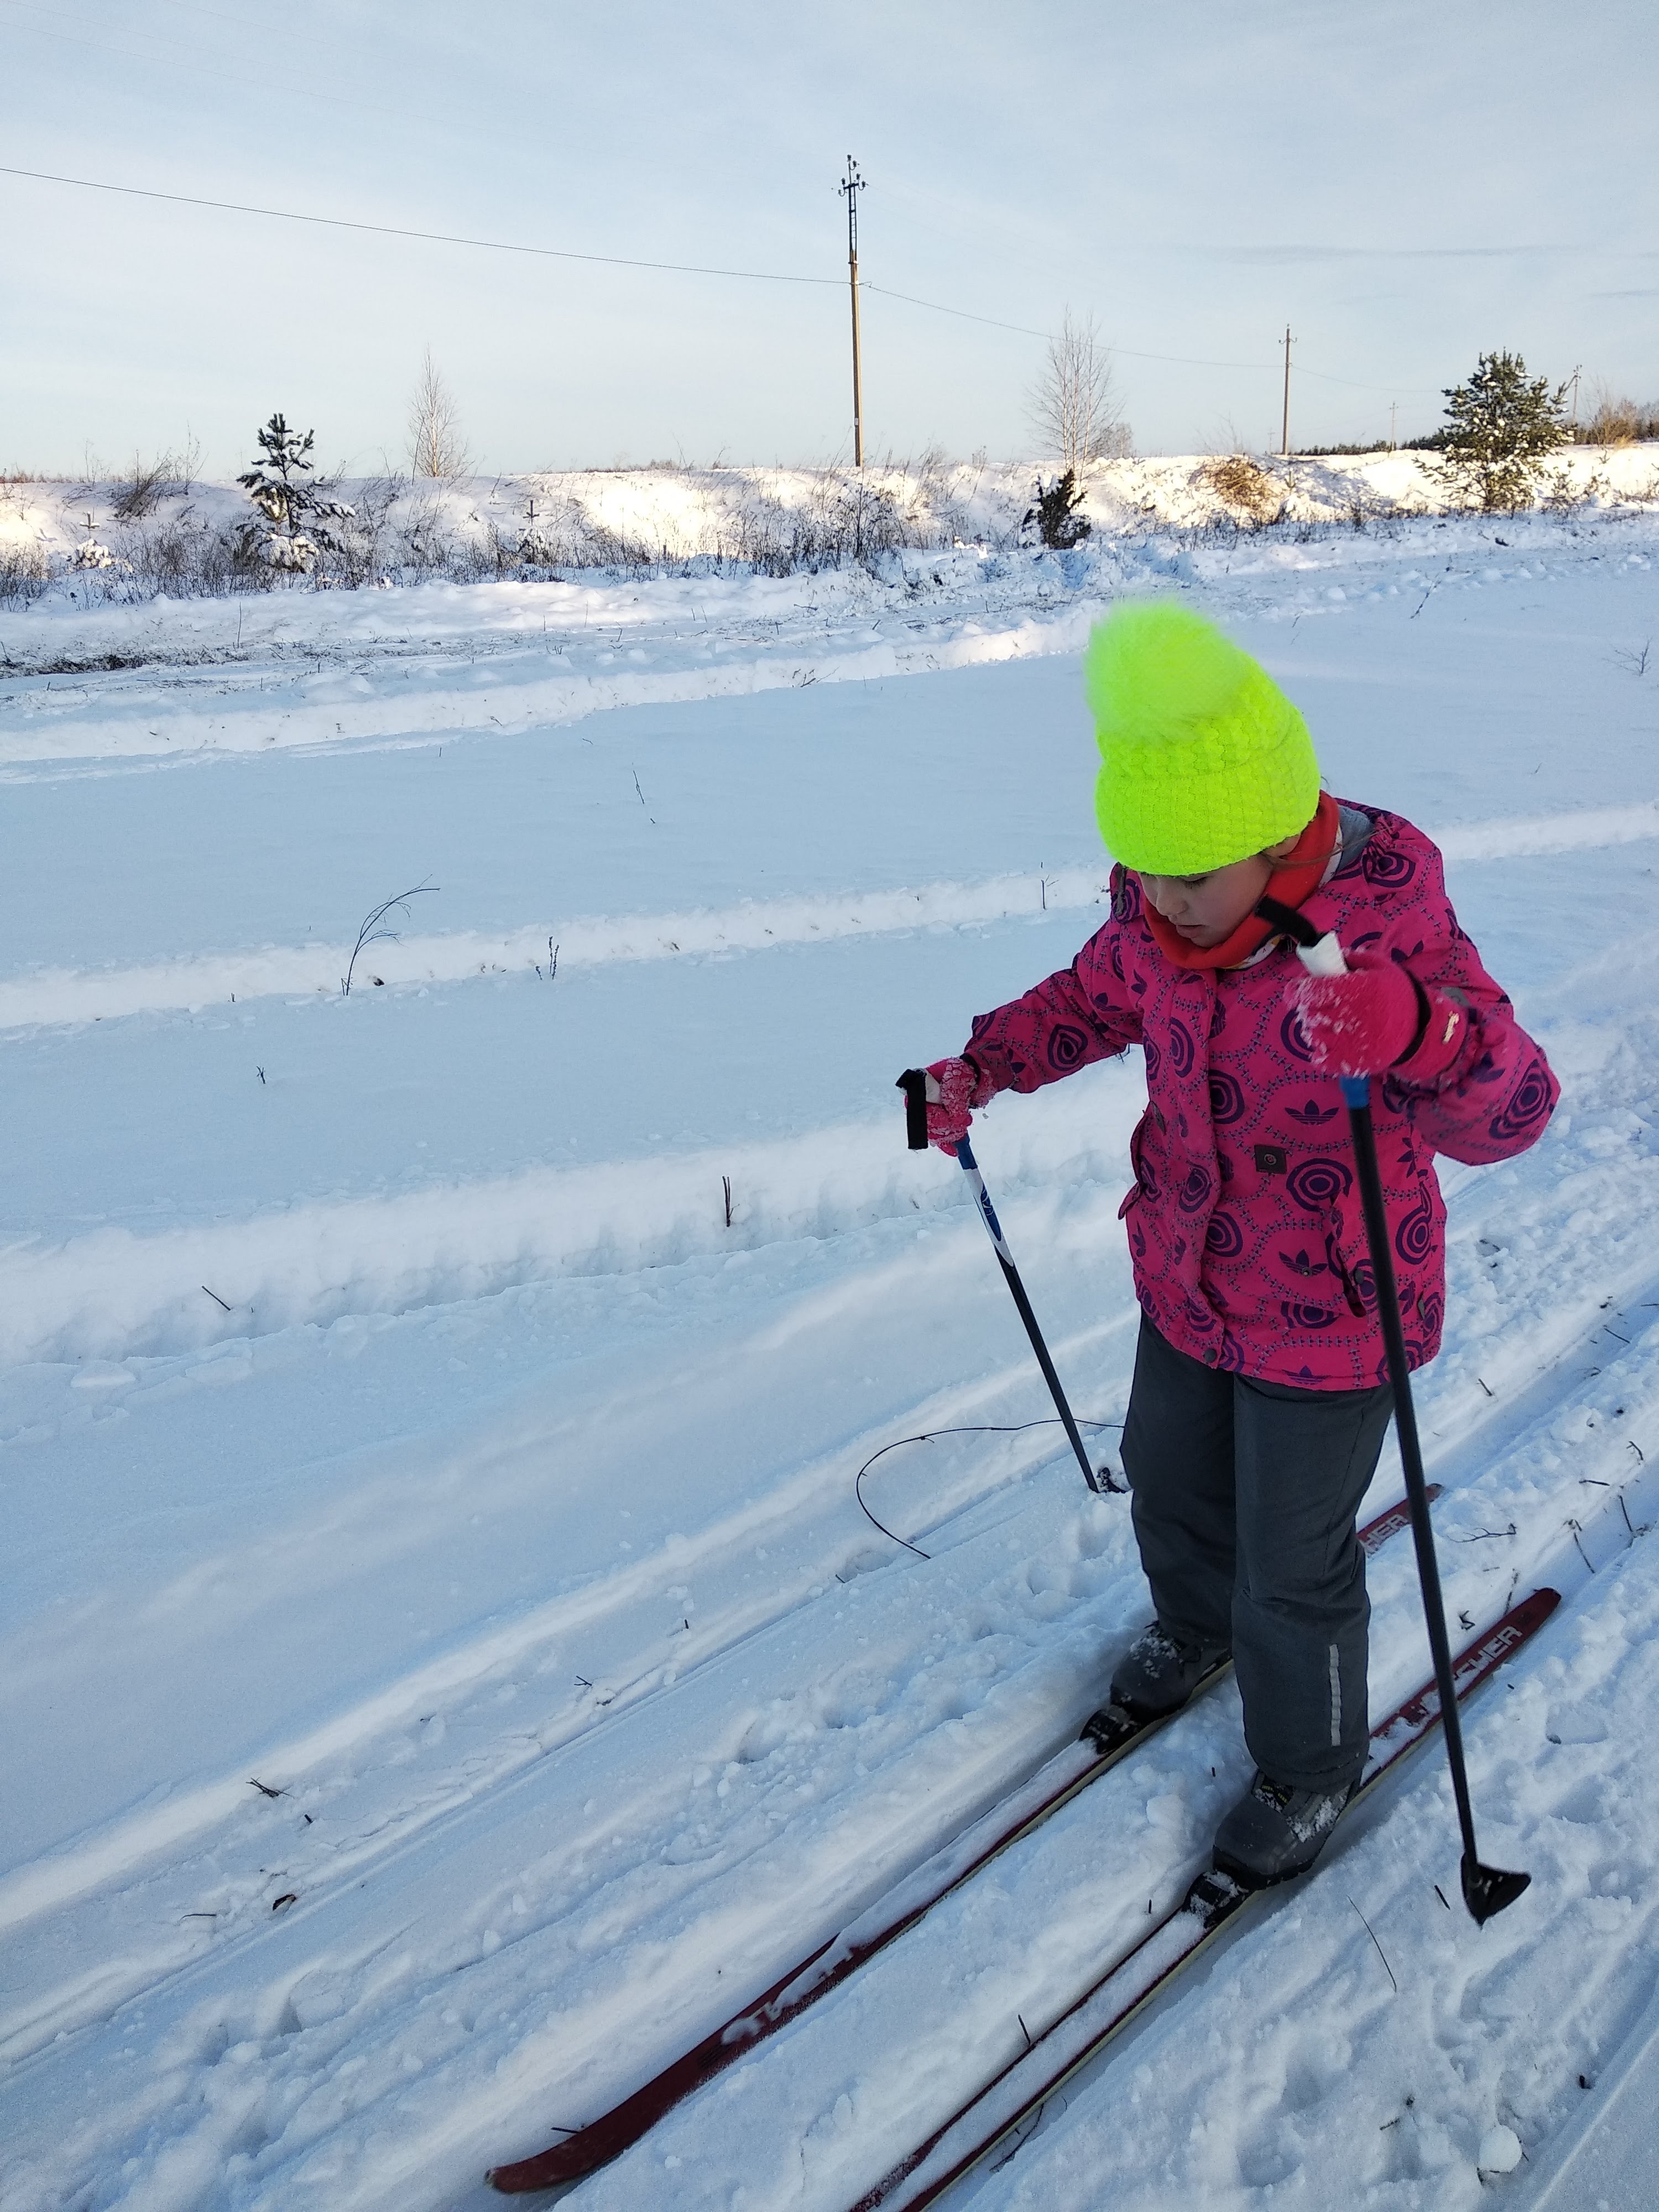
[1084,601,1320,874]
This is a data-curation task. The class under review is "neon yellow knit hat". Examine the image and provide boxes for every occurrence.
[1083,602,1319,873]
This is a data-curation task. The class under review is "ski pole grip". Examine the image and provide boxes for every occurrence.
[1255,890,1355,1080]
[1297,932,1347,978]
[896,1068,930,1152]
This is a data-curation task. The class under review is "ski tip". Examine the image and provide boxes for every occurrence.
[1462,1858,1530,1924]
[487,2140,588,2192]
[486,2164,541,2196]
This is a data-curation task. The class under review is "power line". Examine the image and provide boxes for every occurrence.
[1294,361,1440,395]
[0,161,1442,395]
[863,285,1439,394]
[863,284,1052,342]
[0,164,842,288]
[864,283,1278,369]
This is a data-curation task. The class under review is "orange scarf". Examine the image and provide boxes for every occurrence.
[1141,791,1340,971]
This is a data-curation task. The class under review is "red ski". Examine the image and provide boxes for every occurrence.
[487,1487,1437,2193]
[855,1583,1562,2211]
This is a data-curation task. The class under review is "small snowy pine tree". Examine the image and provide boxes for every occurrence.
[237,414,354,572]
[1022,469,1092,549]
[71,513,117,570]
[1437,352,1568,512]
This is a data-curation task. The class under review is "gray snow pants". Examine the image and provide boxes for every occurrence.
[1120,1316,1395,1792]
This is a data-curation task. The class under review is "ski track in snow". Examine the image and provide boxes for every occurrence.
[0,809,1655,1371]
[566,1452,1659,2212]
[0,564,1110,770]
[6,1204,1656,2212]
[2,802,1656,1032]
[4,511,1659,2211]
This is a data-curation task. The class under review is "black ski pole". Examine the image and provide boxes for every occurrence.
[898,1070,1104,1496]
[1256,894,1528,1923]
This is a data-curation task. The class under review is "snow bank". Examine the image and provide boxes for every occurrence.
[0,1076,1141,1366]
[4,444,1655,618]
[0,578,1109,762]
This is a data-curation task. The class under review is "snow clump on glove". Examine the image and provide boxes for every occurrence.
[921,1056,994,1154]
[1292,950,1425,1077]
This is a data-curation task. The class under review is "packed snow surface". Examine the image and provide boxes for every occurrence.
[3,508,1659,2211]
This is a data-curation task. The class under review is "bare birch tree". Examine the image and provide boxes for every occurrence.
[1029,309,1130,471]
[406,349,472,478]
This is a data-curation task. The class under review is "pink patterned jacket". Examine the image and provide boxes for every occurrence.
[962,802,1558,1389]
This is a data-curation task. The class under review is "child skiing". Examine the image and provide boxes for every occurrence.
[912,602,1558,1887]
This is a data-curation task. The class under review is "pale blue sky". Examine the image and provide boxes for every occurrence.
[2,0,1654,474]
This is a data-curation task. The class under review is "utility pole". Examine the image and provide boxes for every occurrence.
[1568,363,1582,435]
[1389,400,1397,452]
[1280,325,1293,458]
[840,156,866,468]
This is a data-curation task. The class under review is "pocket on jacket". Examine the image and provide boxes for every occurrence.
[1119,1108,1157,1219]
[1323,1206,1374,1318]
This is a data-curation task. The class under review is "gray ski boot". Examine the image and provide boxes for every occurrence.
[1213,1770,1358,1888]
[1081,1624,1230,1750]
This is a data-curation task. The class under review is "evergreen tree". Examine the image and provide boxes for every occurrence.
[1437,352,1567,511]
[237,414,354,572]
[1023,468,1093,550]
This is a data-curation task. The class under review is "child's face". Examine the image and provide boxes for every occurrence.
[1138,853,1277,948]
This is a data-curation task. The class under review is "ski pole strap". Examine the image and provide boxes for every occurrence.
[1254,891,1321,948]
[896,1068,930,1152]
[1255,891,1347,978]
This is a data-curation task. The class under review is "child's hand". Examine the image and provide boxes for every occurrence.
[919,1056,991,1154]
[1292,951,1423,1077]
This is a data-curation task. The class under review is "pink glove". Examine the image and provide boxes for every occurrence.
[1292,951,1425,1077]
[921,1056,992,1154]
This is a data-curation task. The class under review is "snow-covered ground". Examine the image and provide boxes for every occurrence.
[3,504,1658,2211]
[4,442,1656,624]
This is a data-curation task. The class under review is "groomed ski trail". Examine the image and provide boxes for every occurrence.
[855,1587,1570,2211]
[549,1424,1659,2212]
[7,533,1659,2212]
[485,1487,1437,2192]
